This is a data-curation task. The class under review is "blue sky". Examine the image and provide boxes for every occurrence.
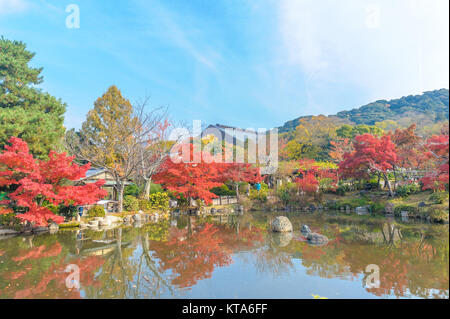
[1,0,448,130]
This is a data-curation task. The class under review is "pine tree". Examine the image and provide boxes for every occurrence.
[0,37,66,158]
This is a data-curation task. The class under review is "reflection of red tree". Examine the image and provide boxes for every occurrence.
[0,241,105,299]
[150,223,232,288]
[12,256,105,299]
[12,242,62,262]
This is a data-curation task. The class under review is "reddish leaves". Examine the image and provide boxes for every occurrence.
[0,137,107,226]
[338,134,398,179]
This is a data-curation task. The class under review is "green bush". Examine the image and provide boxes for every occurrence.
[429,191,449,204]
[338,197,371,209]
[336,184,351,196]
[58,205,78,220]
[88,205,105,217]
[124,183,141,197]
[0,212,21,229]
[396,183,421,197]
[249,189,267,202]
[124,195,139,211]
[370,202,385,214]
[394,205,417,215]
[211,184,235,196]
[277,182,297,205]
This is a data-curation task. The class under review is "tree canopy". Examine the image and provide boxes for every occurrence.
[0,37,66,159]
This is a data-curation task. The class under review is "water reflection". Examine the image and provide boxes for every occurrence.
[0,212,448,299]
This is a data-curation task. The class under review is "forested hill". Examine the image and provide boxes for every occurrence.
[278,89,449,133]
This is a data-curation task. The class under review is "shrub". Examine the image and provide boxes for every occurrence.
[124,183,141,197]
[88,205,105,217]
[249,189,267,202]
[394,205,417,215]
[148,192,170,210]
[0,212,21,229]
[139,192,170,211]
[429,191,449,204]
[124,195,139,211]
[277,182,297,205]
[58,205,78,220]
[139,199,152,211]
[396,183,421,197]
[211,184,235,196]
[336,183,351,196]
[370,202,385,214]
[336,197,371,209]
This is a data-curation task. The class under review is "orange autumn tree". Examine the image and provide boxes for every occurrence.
[421,128,449,191]
[0,137,107,226]
[295,159,338,195]
[153,143,226,205]
[339,134,398,196]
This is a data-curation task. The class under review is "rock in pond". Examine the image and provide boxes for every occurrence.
[301,225,311,234]
[306,232,329,245]
[271,216,293,232]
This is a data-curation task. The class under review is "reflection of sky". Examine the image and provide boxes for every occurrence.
[162,251,377,299]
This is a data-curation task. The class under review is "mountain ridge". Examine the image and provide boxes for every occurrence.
[278,88,449,133]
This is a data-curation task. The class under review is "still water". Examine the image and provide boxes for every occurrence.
[0,211,448,299]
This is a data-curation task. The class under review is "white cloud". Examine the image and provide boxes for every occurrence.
[0,0,28,15]
[278,0,449,102]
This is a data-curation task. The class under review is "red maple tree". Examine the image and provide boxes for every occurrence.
[153,143,225,205]
[420,130,449,191]
[221,163,262,200]
[295,159,338,195]
[0,137,107,226]
[338,134,398,196]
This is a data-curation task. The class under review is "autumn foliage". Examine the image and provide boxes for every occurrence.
[153,144,226,205]
[0,137,107,226]
[421,131,449,191]
[295,159,338,194]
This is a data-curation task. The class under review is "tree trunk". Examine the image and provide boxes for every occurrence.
[118,182,125,212]
[235,182,240,201]
[383,173,394,197]
[144,177,152,200]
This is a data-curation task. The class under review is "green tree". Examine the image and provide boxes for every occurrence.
[0,37,66,158]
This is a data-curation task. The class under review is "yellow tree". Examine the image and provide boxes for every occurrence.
[67,85,140,212]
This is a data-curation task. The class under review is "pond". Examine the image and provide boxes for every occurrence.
[0,211,448,299]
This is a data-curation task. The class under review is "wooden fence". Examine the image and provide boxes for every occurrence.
[211,196,238,206]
